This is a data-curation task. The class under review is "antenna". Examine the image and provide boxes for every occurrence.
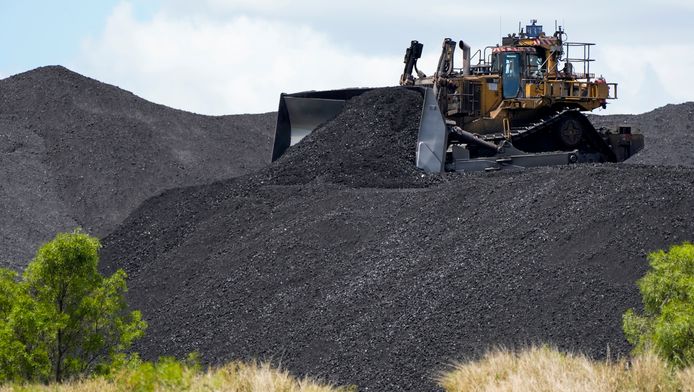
[499,16,502,44]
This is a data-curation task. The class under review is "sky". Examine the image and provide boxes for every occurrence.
[1,0,692,115]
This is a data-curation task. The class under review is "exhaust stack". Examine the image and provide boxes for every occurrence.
[459,40,471,76]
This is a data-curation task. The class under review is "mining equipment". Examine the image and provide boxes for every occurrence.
[271,20,644,172]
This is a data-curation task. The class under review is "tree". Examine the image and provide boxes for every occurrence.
[0,230,147,382]
[623,242,694,367]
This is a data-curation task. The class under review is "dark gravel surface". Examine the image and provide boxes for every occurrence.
[101,88,694,391]
[0,66,275,269]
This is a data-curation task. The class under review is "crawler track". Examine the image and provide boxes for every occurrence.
[481,110,617,161]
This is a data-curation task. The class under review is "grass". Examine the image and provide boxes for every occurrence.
[0,360,355,392]
[3,347,694,391]
[438,346,694,392]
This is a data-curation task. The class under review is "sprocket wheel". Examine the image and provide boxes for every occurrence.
[558,118,584,148]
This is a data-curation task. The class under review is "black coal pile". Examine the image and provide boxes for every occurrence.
[0,66,275,269]
[589,102,694,166]
[268,88,437,188]
[101,87,694,391]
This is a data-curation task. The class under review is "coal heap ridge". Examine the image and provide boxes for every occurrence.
[101,87,694,391]
[0,66,275,269]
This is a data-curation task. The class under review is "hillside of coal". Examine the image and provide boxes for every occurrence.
[101,87,694,391]
[0,66,275,269]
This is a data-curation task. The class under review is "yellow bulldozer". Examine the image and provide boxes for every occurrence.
[271,20,643,172]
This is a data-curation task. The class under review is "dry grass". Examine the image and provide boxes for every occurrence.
[438,346,693,392]
[189,361,354,392]
[4,347,693,391]
[676,366,694,392]
[0,361,353,392]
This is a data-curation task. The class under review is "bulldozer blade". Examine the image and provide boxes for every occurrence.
[270,86,449,174]
[416,87,447,172]
[271,88,373,162]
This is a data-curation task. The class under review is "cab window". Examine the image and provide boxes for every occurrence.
[502,53,521,98]
[526,53,545,78]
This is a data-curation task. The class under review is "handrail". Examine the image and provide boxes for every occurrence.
[607,83,618,99]
[470,49,482,64]
[527,79,608,99]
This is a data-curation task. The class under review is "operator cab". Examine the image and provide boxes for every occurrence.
[492,48,547,98]
[491,20,554,98]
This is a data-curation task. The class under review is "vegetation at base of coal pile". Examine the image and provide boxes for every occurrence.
[623,242,694,367]
[438,346,694,392]
[0,356,356,392]
[0,230,146,383]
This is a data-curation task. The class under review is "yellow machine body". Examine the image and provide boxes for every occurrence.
[404,21,618,135]
[272,20,643,172]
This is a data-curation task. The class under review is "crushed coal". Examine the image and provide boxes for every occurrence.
[100,87,694,391]
[268,88,438,188]
[0,66,275,269]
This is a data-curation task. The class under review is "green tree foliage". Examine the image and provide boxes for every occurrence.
[0,269,52,382]
[0,230,147,383]
[623,242,694,367]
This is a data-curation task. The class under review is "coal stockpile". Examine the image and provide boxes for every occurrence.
[0,66,275,269]
[101,87,694,391]
[267,88,438,188]
[589,102,694,166]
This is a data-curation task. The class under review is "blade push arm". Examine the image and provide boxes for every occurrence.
[400,40,424,86]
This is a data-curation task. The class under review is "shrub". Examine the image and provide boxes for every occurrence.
[623,242,694,367]
[108,353,199,391]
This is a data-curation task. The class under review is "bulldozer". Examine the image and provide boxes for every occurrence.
[271,20,643,172]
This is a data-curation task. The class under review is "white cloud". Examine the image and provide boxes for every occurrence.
[73,1,693,115]
[160,0,455,19]
[74,2,401,115]
[594,44,694,114]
